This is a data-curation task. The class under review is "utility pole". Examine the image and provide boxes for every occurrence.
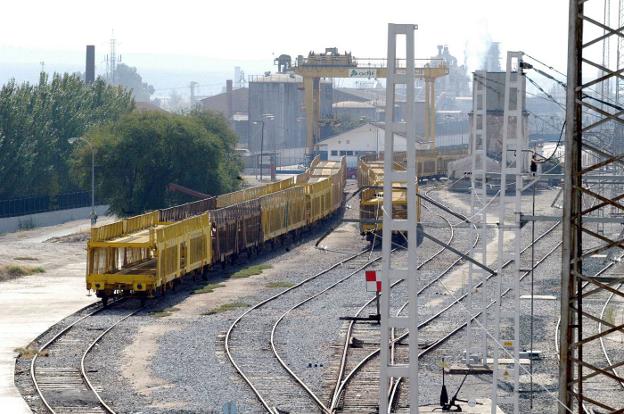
[252,114,274,182]
[68,137,97,226]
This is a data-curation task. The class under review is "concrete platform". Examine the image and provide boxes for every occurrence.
[0,218,100,413]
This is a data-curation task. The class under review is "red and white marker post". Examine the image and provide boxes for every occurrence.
[365,270,382,320]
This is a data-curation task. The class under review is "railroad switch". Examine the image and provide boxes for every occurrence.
[339,313,380,323]
[439,363,481,412]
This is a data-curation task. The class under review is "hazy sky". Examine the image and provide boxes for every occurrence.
[0,0,581,94]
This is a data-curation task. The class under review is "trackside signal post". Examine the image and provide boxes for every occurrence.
[379,23,420,413]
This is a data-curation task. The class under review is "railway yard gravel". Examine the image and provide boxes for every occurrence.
[15,181,624,413]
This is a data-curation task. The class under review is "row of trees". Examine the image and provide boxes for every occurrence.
[72,111,242,215]
[0,73,242,216]
[0,73,134,199]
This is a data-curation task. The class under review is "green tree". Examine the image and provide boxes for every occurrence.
[113,63,155,103]
[190,110,242,191]
[73,111,241,216]
[0,72,133,200]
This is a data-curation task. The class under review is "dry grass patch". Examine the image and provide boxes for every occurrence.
[14,346,47,359]
[202,302,249,315]
[193,283,226,295]
[231,264,272,279]
[0,264,45,282]
[150,307,180,318]
[265,281,295,289]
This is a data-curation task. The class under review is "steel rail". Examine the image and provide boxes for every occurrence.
[337,219,561,411]
[554,263,615,355]
[328,193,461,411]
[30,299,128,414]
[598,282,624,391]
[81,306,145,413]
[329,187,479,411]
[387,238,563,411]
[224,248,373,413]
[553,263,614,414]
[270,252,389,413]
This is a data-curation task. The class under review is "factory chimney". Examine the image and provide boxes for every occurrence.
[85,45,95,84]
[226,79,233,121]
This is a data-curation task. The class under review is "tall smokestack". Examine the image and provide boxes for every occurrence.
[85,45,95,84]
[226,79,233,120]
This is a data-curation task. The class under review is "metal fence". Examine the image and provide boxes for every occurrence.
[0,191,95,218]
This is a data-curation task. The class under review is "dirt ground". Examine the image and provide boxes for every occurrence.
[0,216,116,275]
[0,216,115,413]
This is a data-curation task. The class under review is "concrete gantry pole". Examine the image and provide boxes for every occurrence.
[379,23,419,414]
[492,51,526,414]
[465,70,490,367]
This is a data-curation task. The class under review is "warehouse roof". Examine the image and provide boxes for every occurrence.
[199,87,248,115]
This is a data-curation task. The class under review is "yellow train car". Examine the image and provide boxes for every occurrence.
[357,158,423,245]
[85,156,347,305]
[260,186,307,241]
[87,212,212,305]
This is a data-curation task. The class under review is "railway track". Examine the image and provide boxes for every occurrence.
[331,190,563,412]
[30,300,143,414]
[552,255,624,412]
[329,189,479,412]
[225,246,385,413]
[599,281,624,391]
[224,182,444,413]
[324,193,466,413]
[389,220,562,411]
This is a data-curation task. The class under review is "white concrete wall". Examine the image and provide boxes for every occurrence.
[0,205,109,234]
[317,126,407,168]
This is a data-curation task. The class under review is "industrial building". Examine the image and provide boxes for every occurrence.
[199,81,249,146]
[469,71,528,161]
[247,73,332,155]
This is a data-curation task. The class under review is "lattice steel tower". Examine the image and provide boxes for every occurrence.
[560,1,624,412]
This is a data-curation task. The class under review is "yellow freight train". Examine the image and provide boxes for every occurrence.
[357,158,423,246]
[86,157,346,305]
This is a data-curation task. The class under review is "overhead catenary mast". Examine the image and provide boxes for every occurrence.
[491,51,527,414]
[465,70,490,369]
[378,22,420,414]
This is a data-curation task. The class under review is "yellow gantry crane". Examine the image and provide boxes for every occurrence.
[292,48,449,155]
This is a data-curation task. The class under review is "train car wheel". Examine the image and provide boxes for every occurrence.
[101,296,109,308]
